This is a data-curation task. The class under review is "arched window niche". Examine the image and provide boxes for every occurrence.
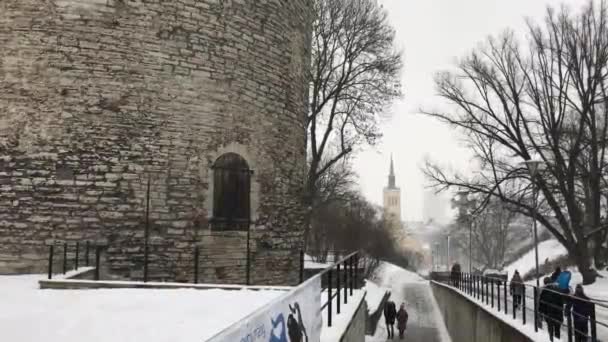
[209,152,253,231]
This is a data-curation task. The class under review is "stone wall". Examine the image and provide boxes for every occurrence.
[431,281,533,342]
[0,0,312,285]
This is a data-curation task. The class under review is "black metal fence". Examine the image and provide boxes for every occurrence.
[47,241,358,288]
[431,271,607,342]
[317,251,362,327]
[47,240,103,280]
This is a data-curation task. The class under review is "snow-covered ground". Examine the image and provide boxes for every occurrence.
[373,261,427,286]
[304,253,333,269]
[504,239,568,278]
[0,274,285,342]
[364,279,389,315]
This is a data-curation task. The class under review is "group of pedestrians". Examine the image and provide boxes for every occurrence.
[509,267,595,342]
[447,262,596,341]
[383,300,409,339]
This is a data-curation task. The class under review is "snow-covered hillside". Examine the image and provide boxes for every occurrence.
[504,239,568,277]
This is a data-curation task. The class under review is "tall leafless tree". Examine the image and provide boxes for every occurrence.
[304,0,402,248]
[451,194,520,271]
[423,1,608,284]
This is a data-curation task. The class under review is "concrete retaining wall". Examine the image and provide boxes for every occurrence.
[431,281,533,342]
[340,294,367,342]
[366,290,390,335]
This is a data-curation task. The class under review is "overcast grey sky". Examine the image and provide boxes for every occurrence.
[353,0,582,222]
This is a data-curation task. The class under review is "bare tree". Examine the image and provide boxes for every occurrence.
[304,0,402,247]
[423,1,608,284]
[451,194,519,271]
[308,166,407,268]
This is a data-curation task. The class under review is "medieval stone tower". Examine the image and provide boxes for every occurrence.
[0,0,313,285]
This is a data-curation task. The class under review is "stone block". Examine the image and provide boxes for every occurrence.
[0,0,310,285]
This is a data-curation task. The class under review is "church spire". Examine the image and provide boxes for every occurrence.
[388,154,396,189]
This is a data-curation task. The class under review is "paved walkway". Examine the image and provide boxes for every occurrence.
[373,281,448,342]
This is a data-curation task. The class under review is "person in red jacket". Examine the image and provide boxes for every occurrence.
[397,302,409,339]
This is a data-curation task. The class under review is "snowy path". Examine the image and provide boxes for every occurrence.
[367,263,451,342]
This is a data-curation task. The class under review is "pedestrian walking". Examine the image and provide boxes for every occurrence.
[568,284,593,342]
[397,302,409,340]
[510,270,524,310]
[539,277,564,339]
[383,300,397,339]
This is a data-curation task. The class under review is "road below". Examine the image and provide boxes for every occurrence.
[368,264,450,342]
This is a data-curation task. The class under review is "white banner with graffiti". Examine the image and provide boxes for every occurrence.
[207,276,322,342]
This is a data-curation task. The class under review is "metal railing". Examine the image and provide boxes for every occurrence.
[431,272,608,342]
[46,241,351,287]
[47,240,102,280]
[316,251,362,327]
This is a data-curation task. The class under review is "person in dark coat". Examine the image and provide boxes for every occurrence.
[539,277,564,339]
[383,300,397,339]
[397,302,409,339]
[451,263,461,288]
[568,284,594,342]
[510,270,524,310]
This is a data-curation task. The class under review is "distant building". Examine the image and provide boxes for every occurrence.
[422,190,450,225]
[383,156,402,226]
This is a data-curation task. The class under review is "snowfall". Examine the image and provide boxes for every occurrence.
[0,274,285,342]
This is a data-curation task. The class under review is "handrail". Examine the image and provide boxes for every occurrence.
[315,251,359,279]
[307,250,362,328]
[431,271,604,342]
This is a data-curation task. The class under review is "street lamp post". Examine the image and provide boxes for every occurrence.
[523,160,544,288]
[434,242,440,271]
[470,218,474,274]
[446,234,450,271]
[456,190,473,273]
